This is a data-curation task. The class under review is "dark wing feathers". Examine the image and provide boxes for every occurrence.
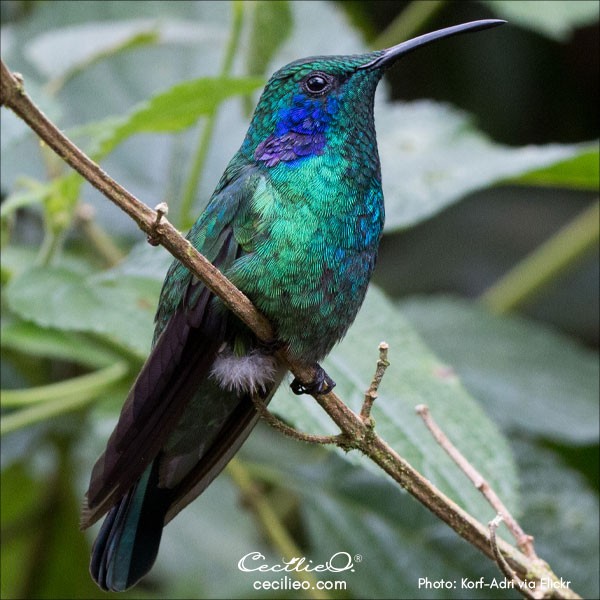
[163,369,285,524]
[82,164,262,529]
[82,288,225,527]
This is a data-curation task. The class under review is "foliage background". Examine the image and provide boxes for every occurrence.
[1,1,598,599]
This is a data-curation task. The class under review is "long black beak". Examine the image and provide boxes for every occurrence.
[360,19,506,70]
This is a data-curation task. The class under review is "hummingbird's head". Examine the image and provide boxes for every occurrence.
[242,20,505,169]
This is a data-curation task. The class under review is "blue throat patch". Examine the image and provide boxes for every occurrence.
[255,94,339,167]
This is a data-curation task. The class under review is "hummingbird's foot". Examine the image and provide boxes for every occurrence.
[291,364,336,396]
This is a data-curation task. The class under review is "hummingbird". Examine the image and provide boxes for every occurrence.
[81,19,505,591]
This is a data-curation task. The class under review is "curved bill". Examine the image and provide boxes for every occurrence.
[359,19,506,70]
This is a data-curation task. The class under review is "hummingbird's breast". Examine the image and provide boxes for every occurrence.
[228,169,384,362]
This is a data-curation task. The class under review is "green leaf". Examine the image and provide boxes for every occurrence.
[400,296,599,444]
[92,76,265,157]
[272,286,519,522]
[1,362,129,435]
[512,147,600,189]
[4,266,160,358]
[1,320,120,368]
[0,181,51,220]
[0,244,95,283]
[484,0,599,41]
[245,1,293,76]
[377,101,594,230]
[517,440,599,598]
[0,173,82,225]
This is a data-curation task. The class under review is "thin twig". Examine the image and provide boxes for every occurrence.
[489,516,538,600]
[416,404,538,559]
[75,204,125,266]
[360,341,390,424]
[0,59,581,599]
[250,393,342,446]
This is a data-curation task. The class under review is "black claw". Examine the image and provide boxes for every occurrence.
[291,364,336,396]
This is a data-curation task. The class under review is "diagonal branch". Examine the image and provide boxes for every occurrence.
[0,58,580,600]
[416,404,537,559]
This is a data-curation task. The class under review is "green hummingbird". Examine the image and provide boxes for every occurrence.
[81,19,505,591]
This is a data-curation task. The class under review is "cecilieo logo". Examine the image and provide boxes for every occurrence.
[238,551,357,573]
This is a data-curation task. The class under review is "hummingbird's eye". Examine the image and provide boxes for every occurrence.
[302,72,333,96]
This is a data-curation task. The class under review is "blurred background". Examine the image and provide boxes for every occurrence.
[1,1,598,599]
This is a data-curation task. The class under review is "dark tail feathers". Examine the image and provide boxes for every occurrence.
[90,462,169,592]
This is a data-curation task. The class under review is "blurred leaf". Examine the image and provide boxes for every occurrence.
[25,20,159,80]
[0,172,82,227]
[512,146,600,189]
[106,240,174,281]
[484,0,599,41]
[272,286,519,522]
[1,362,129,435]
[0,180,51,220]
[4,266,160,358]
[400,296,599,444]
[0,244,95,283]
[1,462,44,599]
[91,76,265,157]
[377,101,594,230]
[44,172,83,227]
[516,440,599,598]
[1,320,120,368]
[245,1,293,76]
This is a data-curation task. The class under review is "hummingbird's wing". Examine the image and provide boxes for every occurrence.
[82,164,263,528]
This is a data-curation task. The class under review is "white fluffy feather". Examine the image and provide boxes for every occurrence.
[210,349,278,393]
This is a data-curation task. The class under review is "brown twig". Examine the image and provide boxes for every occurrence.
[75,203,125,267]
[0,59,580,599]
[250,393,342,446]
[360,341,390,425]
[415,403,537,559]
[488,515,538,599]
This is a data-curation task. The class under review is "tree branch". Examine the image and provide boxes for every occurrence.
[0,58,580,599]
[416,404,537,559]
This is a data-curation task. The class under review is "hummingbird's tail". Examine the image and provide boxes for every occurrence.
[90,461,169,592]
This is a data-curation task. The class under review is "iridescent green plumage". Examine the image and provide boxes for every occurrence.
[82,20,505,592]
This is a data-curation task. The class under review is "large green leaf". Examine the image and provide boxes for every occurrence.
[90,76,265,157]
[272,286,519,522]
[400,296,599,444]
[377,101,596,230]
[4,266,160,358]
[512,147,600,189]
[484,0,599,41]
